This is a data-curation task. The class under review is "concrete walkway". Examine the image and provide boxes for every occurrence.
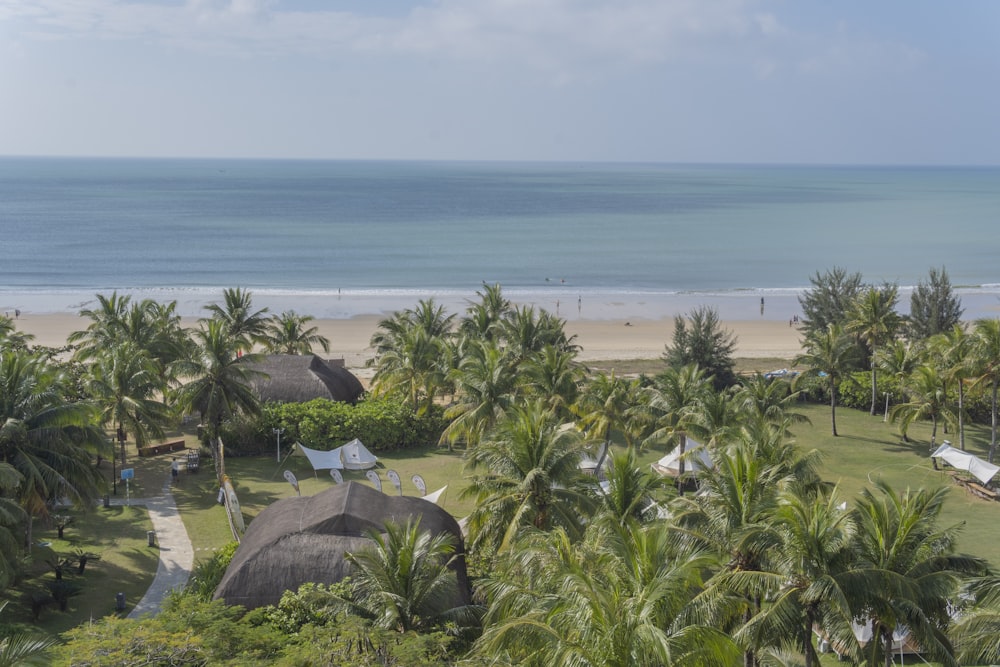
[109,473,195,619]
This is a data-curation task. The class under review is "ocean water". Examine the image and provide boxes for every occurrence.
[1,157,999,319]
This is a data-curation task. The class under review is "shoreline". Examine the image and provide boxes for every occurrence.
[7,289,999,372]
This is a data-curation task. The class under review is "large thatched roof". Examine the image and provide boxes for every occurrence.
[213,482,471,610]
[249,354,364,404]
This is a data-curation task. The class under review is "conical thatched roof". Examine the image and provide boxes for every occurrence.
[249,354,364,404]
[213,482,471,610]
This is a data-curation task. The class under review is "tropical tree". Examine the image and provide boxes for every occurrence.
[461,401,594,553]
[0,601,57,666]
[909,266,963,341]
[726,487,861,667]
[664,306,738,389]
[371,325,447,415]
[971,318,1000,462]
[798,267,864,337]
[573,372,642,476]
[498,305,578,362]
[0,349,106,544]
[475,522,739,667]
[173,320,264,483]
[889,364,956,450]
[951,576,1000,665]
[794,324,861,437]
[441,341,518,450]
[459,282,511,342]
[345,518,475,633]
[519,345,584,420]
[929,325,973,450]
[0,464,26,591]
[732,372,809,432]
[640,364,712,483]
[85,342,172,457]
[847,284,903,415]
[850,479,986,667]
[595,447,673,526]
[261,310,330,355]
[67,291,133,361]
[876,338,924,413]
[202,287,270,353]
[0,316,33,350]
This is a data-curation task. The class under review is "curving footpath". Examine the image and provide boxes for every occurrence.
[108,473,195,619]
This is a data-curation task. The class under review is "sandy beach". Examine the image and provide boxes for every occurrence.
[11,311,804,374]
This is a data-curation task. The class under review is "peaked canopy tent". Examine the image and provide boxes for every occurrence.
[295,439,378,473]
[650,439,712,477]
[931,443,999,484]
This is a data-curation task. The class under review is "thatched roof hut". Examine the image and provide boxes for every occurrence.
[249,354,364,404]
[213,482,472,610]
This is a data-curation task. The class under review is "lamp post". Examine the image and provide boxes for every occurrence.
[273,428,284,463]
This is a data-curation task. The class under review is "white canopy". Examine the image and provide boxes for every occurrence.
[424,485,448,505]
[931,443,999,484]
[295,442,344,471]
[651,439,712,477]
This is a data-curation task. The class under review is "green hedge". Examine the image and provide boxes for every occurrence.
[217,397,447,457]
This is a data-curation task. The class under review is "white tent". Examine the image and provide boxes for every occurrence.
[424,485,448,505]
[340,438,378,470]
[651,439,712,477]
[295,442,344,471]
[931,443,999,484]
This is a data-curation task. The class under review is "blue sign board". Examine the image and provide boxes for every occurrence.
[120,468,135,480]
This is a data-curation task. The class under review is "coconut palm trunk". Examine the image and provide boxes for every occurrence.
[829,375,838,437]
[991,378,999,463]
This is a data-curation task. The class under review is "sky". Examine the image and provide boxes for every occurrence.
[2,1,999,164]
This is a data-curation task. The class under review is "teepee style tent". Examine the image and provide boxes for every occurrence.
[214,482,472,610]
[340,438,377,470]
[650,439,713,477]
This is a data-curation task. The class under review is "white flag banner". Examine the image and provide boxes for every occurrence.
[386,470,402,495]
[283,470,300,496]
[329,468,344,485]
[366,469,382,492]
[411,474,427,496]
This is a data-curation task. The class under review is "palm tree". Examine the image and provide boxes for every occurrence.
[573,371,642,476]
[519,345,584,421]
[0,464,27,591]
[596,447,673,526]
[640,364,711,484]
[475,522,739,666]
[727,487,862,667]
[202,287,270,353]
[889,364,957,450]
[876,338,924,415]
[0,316,34,350]
[929,325,973,450]
[951,576,1000,665]
[459,282,511,342]
[971,318,1000,461]
[441,341,518,450]
[67,291,133,361]
[794,324,861,437]
[371,325,447,415]
[732,372,810,432]
[498,305,579,362]
[0,601,57,666]
[260,311,330,355]
[345,518,474,633]
[0,349,106,545]
[173,320,264,483]
[461,401,594,553]
[848,285,903,415]
[850,479,986,667]
[85,342,172,458]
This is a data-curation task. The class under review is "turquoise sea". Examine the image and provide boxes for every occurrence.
[1,157,999,320]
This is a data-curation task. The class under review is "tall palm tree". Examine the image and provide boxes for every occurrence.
[573,371,642,476]
[733,373,809,431]
[951,576,1000,665]
[519,345,584,421]
[929,325,973,450]
[876,338,924,415]
[441,341,518,450]
[0,464,27,591]
[889,364,957,450]
[202,287,270,354]
[850,479,986,667]
[67,291,133,361]
[0,349,106,543]
[475,522,739,667]
[260,311,330,355]
[86,342,172,457]
[794,324,861,437]
[371,325,447,415]
[459,282,511,342]
[345,518,474,633]
[727,487,862,667]
[596,447,674,526]
[173,320,264,483]
[640,364,711,483]
[461,402,594,553]
[971,318,1000,461]
[848,285,903,415]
